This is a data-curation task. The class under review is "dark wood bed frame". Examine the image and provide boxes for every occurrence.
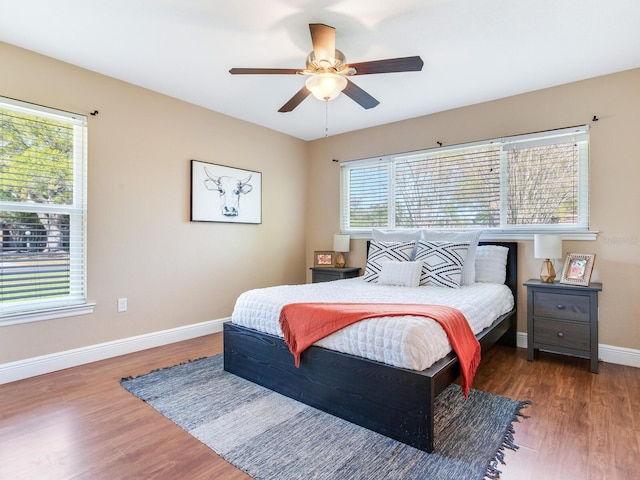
[223,241,518,453]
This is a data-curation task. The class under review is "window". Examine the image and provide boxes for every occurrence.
[1,97,90,324]
[341,125,589,236]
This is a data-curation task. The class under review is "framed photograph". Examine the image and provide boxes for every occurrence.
[560,253,595,286]
[314,251,335,268]
[191,160,262,224]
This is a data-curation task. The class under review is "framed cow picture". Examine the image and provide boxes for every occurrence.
[190,160,262,224]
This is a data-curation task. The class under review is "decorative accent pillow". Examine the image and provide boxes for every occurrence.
[363,241,416,283]
[414,241,470,288]
[378,261,423,287]
[475,245,509,284]
[372,229,422,259]
[420,230,482,285]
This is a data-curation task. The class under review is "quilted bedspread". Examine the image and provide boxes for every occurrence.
[231,278,513,371]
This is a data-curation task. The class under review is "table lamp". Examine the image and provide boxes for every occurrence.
[333,234,350,268]
[534,234,562,283]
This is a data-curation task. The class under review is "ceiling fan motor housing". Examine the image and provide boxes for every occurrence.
[305,49,347,74]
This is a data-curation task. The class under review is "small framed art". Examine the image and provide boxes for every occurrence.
[314,251,335,267]
[560,253,596,286]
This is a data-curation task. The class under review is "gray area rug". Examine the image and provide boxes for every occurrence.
[121,355,529,480]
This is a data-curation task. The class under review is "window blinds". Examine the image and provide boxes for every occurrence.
[0,97,87,317]
[340,125,589,233]
[393,146,501,228]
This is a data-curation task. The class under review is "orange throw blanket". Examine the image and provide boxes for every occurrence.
[279,303,481,398]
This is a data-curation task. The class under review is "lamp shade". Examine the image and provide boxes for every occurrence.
[333,234,350,253]
[534,234,562,259]
[305,73,348,101]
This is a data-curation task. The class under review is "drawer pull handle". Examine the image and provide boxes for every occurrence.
[556,304,565,309]
[557,332,564,337]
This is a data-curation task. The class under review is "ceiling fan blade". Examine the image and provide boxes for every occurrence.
[309,23,336,61]
[229,68,302,75]
[348,56,424,75]
[342,80,379,109]
[278,86,311,112]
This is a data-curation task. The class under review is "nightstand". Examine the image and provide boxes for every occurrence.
[310,267,360,283]
[524,279,602,373]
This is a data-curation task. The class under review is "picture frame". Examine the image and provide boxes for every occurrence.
[190,159,262,224]
[560,253,596,286]
[314,251,335,268]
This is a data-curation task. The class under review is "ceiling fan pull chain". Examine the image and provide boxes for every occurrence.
[325,99,329,137]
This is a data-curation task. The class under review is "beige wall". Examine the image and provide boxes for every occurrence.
[1,40,639,364]
[0,42,307,363]
[307,68,640,351]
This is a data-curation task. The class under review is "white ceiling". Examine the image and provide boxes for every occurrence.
[1,0,639,141]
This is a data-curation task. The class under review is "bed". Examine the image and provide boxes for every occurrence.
[223,241,518,453]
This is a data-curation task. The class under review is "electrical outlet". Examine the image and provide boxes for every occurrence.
[117,297,128,313]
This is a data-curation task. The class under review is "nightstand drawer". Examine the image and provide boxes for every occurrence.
[312,270,340,283]
[310,267,360,283]
[533,318,590,351]
[532,291,590,322]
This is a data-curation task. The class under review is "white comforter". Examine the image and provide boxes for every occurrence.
[231,278,514,371]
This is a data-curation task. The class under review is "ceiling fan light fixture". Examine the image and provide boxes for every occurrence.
[305,73,347,101]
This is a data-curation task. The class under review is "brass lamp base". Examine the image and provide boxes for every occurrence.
[539,259,556,283]
[335,252,346,268]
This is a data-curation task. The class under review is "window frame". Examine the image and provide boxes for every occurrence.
[340,125,594,240]
[0,96,94,326]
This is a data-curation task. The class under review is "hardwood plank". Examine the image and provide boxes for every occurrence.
[490,350,640,480]
[0,334,250,480]
[0,333,639,479]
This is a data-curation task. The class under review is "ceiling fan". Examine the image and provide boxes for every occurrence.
[229,23,424,113]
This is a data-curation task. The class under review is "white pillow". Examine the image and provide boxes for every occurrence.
[420,230,482,285]
[363,241,416,283]
[414,241,470,288]
[372,229,422,259]
[378,261,422,287]
[475,245,509,284]
[372,228,422,242]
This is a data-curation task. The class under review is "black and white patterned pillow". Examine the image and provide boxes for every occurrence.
[414,241,470,288]
[363,241,416,282]
[420,230,481,285]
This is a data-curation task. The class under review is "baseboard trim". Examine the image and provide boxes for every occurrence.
[598,344,640,369]
[516,332,640,369]
[516,331,528,349]
[2,325,638,385]
[0,317,228,385]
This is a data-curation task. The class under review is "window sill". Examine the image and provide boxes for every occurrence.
[347,230,599,241]
[0,303,96,327]
[479,231,599,241]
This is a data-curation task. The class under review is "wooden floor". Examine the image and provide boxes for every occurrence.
[0,334,638,480]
